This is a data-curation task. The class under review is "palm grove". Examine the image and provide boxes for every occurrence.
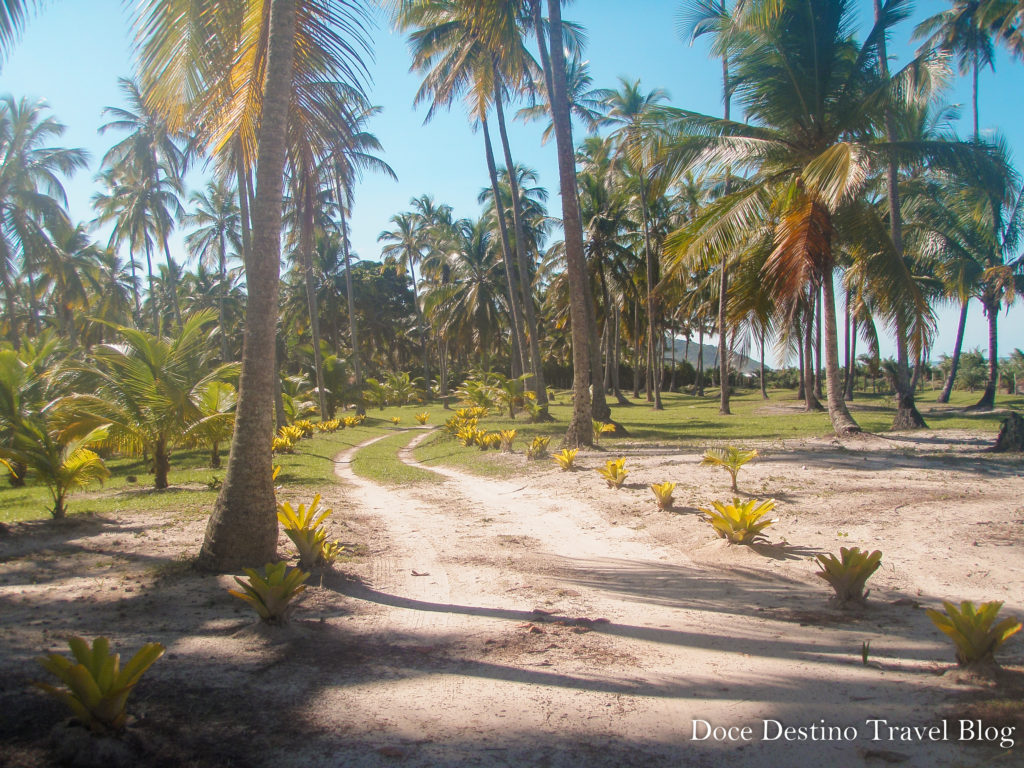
[1,0,1023,570]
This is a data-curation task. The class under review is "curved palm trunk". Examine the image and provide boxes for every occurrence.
[822,272,861,436]
[973,298,999,410]
[492,78,550,414]
[481,116,528,379]
[199,0,295,572]
[938,299,969,403]
[547,0,591,445]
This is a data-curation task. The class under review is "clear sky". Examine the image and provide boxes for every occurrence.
[1,0,1022,367]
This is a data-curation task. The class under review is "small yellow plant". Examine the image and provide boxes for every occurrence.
[592,420,617,445]
[292,419,315,437]
[499,429,517,452]
[480,432,502,450]
[701,498,775,544]
[343,415,362,428]
[277,494,333,569]
[320,540,345,565]
[596,457,629,489]
[553,448,578,471]
[390,416,401,426]
[457,426,483,447]
[35,636,165,734]
[815,547,882,606]
[415,412,430,425]
[526,435,551,459]
[651,482,676,510]
[926,600,1022,668]
[701,446,758,492]
[272,436,295,454]
[228,561,309,625]
[279,425,304,443]
[317,419,341,432]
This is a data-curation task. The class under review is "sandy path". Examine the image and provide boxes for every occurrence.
[310,431,1013,768]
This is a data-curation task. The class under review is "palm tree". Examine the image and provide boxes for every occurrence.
[0,96,87,347]
[184,179,241,361]
[0,0,37,60]
[134,0,372,570]
[185,380,238,468]
[57,310,237,490]
[379,210,432,380]
[544,0,592,446]
[100,77,186,330]
[600,78,669,410]
[652,0,1000,437]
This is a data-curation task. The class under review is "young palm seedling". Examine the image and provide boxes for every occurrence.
[35,636,165,734]
[277,494,333,569]
[651,482,676,510]
[592,420,616,445]
[553,448,578,471]
[815,547,882,606]
[926,600,1021,669]
[229,561,310,625]
[701,498,775,544]
[597,458,629,489]
[701,446,758,492]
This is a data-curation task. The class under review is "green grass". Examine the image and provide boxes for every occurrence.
[413,386,1023,477]
[350,429,442,485]
[0,404,453,524]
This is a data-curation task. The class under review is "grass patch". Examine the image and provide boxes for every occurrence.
[412,387,1021,476]
[350,429,442,485]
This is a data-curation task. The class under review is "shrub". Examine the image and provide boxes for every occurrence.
[228,561,309,625]
[553,448,578,471]
[457,426,484,447]
[292,419,315,437]
[597,457,628,489]
[701,498,775,544]
[272,436,295,454]
[279,425,304,443]
[700,446,758,492]
[499,429,517,452]
[415,412,430,425]
[481,432,502,450]
[815,547,882,606]
[926,600,1022,668]
[35,636,164,734]
[277,494,333,569]
[651,482,676,510]
[317,419,341,433]
[526,436,551,459]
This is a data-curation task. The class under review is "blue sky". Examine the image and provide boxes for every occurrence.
[1,0,1022,366]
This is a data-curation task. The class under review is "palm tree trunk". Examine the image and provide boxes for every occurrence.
[299,181,328,420]
[938,299,969,403]
[161,239,183,329]
[640,186,661,410]
[144,241,160,334]
[481,115,528,380]
[612,305,624,401]
[814,286,824,400]
[822,271,861,436]
[718,261,730,413]
[697,324,705,396]
[154,436,170,490]
[587,283,611,422]
[797,317,805,400]
[492,75,550,413]
[760,327,768,399]
[199,0,295,572]
[804,302,823,411]
[845,314,857,401]
[334,186,363,408]
[218,229,229,361]
[973,297,999,410]
[547,0,591,446]
[632,301,641,398]
[892,315,927,428]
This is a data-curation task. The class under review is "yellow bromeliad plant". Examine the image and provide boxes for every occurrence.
[415,411,430,425]
[651,482,676,510]
[926,600,1022,668]
[498,429,517,452]
[525,435,551,459]
[228,561,309,625]
[553,448,578,471]
[597,458,628,489]
[815,547,882,606]
[277,493,334,569]
[701,498,775,544]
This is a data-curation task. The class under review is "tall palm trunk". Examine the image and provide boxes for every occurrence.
[718,56,731,415]
[938,299,969,403]
[845,313,857,401]
[760,327,768,399]
[803,302,822,412]
[481,115,527,378]
[299,180,328,420]
[696,324,705,396]
[587,282,611,422]
[874,0,924,429]
[547,0,591,445]
[199,0,295,572]
[973,297,999,409]
[144,240,159,333]
[814,287,824,400]
[218,228,229,361]
[161,239,183,329]
[639,185,661,409]
[822,270,861,436]
[333,182,363,410]
[492,71,549,414]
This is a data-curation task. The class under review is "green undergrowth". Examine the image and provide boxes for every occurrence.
[349,429,442,485]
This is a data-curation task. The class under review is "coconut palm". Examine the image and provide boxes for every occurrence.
[56,309,236,490]
[379,209,431,379]
[0,96,87,346]
[184,380,238,468]
[134,0,372,570]
[652,0,1002,437]
[0,0,37,60]
[184,179,242,361]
